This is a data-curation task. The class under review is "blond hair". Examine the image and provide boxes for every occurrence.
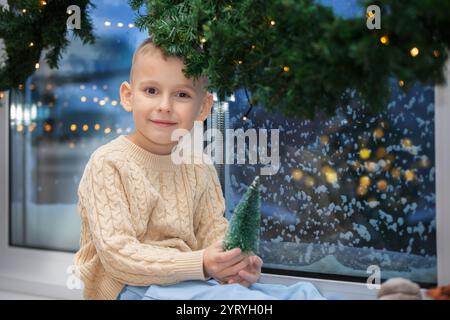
[129,38,209,94]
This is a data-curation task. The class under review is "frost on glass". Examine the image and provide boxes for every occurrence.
[224,82,436,284]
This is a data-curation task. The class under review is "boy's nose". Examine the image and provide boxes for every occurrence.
[157,105,171,113]
[157,95,173,112]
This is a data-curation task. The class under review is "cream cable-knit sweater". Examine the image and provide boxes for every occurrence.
[73,135,229,300]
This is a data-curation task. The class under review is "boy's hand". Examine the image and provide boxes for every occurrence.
[378,278,422,300]
[203,240,251,283]
[226,254,263,288]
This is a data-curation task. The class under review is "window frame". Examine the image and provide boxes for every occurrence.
[1,66,449,300]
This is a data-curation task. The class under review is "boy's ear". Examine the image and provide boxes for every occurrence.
[120,81,133,112]
[196,92,214,122]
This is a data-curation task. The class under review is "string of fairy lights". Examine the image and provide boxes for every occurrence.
[367,7,441,89]
[2,8,140,137]
[378,34,440,89]
[240,19,281,121]
[9,80,135,137]
[232,14,436,121]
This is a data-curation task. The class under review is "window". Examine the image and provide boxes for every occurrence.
[4,0,445,295]
[203,0,439,288]
[9,1,145,251]
[211,0,438,289]
[220,82,436,286]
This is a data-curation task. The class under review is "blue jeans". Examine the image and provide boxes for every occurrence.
[117,278,325,300]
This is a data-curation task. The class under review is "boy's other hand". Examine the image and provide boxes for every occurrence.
[203,240,251,284]
[226,254,263,288]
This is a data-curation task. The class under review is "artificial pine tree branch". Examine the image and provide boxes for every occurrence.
[130,0,450,119]
[0,0,95,90]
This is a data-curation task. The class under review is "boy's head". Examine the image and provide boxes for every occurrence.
[120,38,213,154]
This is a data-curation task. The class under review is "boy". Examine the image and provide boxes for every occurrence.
[73,38,263,300]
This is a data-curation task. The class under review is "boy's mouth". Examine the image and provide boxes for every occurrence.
[149,119,177,128]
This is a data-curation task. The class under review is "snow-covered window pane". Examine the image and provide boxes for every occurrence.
[223,82,436,285]
[217,0,437,288]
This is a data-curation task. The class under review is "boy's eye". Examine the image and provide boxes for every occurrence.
[177,92,191,99]
[144,87,157,95]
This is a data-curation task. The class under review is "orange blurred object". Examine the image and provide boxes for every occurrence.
[427,284,450,300]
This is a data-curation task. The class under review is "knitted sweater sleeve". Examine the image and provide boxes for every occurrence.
[79,154,207,286]
[194,163,229,251]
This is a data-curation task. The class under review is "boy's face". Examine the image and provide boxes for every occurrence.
[120,44,213,153]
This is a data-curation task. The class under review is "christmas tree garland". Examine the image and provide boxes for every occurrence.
[130,0,450,119]
[0,0,95,91]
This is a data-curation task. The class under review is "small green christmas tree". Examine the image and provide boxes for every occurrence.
[223,176,261,254]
